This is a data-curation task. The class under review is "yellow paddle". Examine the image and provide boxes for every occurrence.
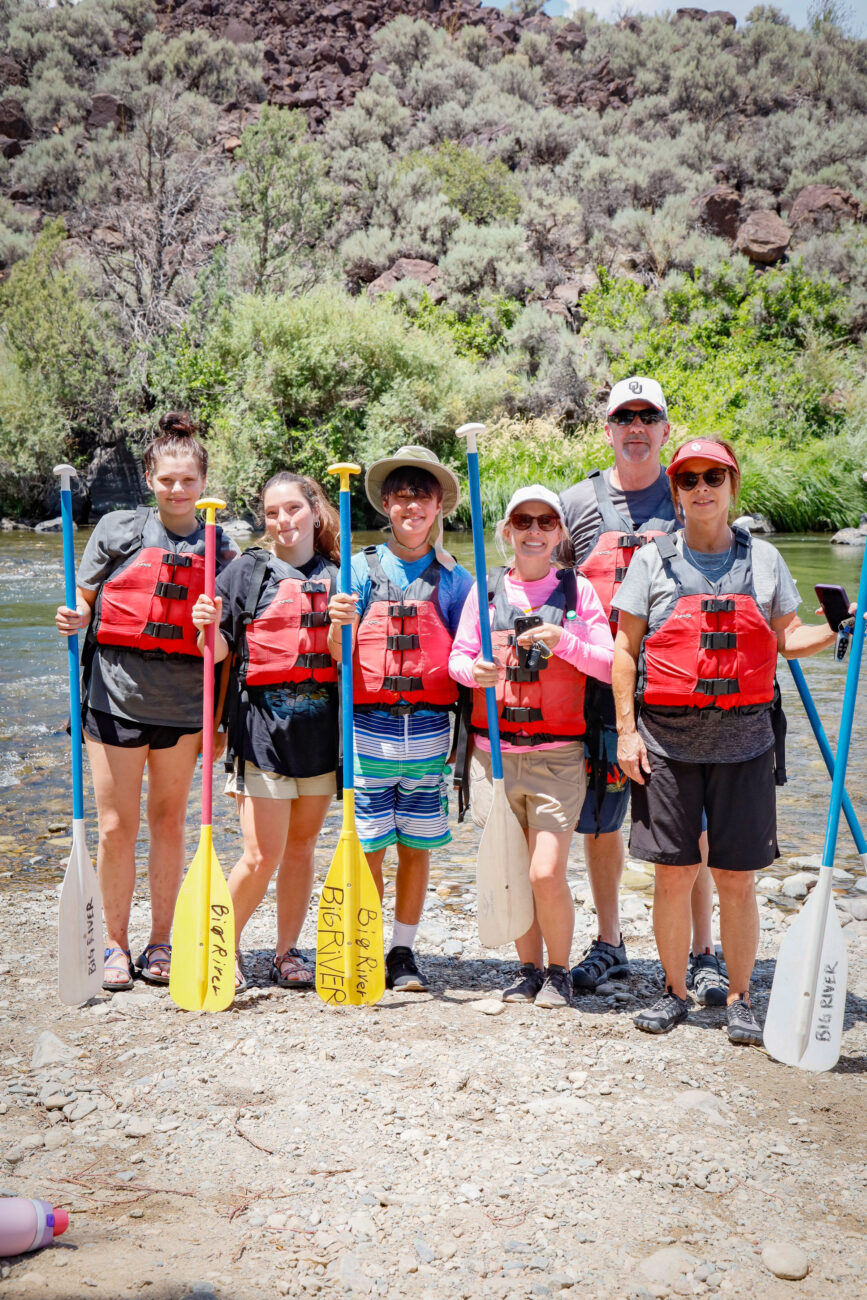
[169,498,235,1012]
[315,464,385,1006]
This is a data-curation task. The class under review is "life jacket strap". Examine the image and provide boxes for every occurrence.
[505,665,540,683]
[700,631,737,650]
[144,621,184,640]
[162,551,192,568]
[296,653,333,670]
[154,580,189,601]
[300,610,330,628]
[502,706,544,724]
[388,603,417,618]
[301,581,328,594]
[386,634,420,651]
[382,674,423,693]
[701,596,736,612]
[696,677,740,696]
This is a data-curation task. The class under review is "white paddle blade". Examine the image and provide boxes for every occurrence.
[57,820,104,1006]
[763,885,848,1072]
[476,779,534,948]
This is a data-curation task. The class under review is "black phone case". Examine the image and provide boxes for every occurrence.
[815,585,851,629]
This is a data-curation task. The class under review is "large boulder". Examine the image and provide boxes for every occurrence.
[0,97,30,141]
[831,517,867,546]
[86,93,134,133]
[368,258,441,298]
[84,443,146,518]
[734,211,792,264]
[789,184,861,237]
[690,184,741,240]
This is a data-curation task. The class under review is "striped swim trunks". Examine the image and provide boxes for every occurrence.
[352,710,452,853]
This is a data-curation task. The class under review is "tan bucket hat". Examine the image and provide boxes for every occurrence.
[364,445,461,517]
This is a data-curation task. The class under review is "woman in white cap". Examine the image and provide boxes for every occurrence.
[327,447,473,993]
[612,437,840,1045]
[449,487,614,1007]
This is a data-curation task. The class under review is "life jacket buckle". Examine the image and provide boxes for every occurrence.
[700,631,737,650]
[701,597,735,612]
[154,580,189,601]
[382,675,423,693]
[144,621,183,640]
[301,581,327,594]
[300,611,330,628]
[388,603,417,618]
[386,634,420,651]
[162,552,192,568]
[502,706,543,724]
[696,677,740,696]
[296,653,333,670]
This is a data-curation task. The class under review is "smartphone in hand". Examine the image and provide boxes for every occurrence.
[815,584,852,630]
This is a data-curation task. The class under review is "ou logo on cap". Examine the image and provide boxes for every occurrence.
[691,441,702,450]
[629,381,642,394]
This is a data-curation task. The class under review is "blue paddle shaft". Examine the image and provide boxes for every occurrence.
[339,486,354,795]
[465,446,505,782]
[60,484,84,822]
[787,659,867,856]
[822,543,867,867]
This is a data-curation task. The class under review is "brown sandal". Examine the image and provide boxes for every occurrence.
[270,948,314,989]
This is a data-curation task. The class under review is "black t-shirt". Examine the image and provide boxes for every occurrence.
[216,550,339,779]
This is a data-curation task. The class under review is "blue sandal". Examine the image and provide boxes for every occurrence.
[103,947,134,991]
[135,943,172,985]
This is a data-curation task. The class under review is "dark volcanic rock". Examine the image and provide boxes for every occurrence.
[368,257,440,297]
[85,443,147,518]
[0,98,30,142]
[691,184,741,240]
[86,93,134,133]
[789,184,862,237]
[734,210,792,264]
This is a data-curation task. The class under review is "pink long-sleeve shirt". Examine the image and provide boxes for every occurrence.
[448,567,615,753]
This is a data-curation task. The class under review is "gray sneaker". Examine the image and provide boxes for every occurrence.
[535,965,573,1009]
[571,936,629,992]
[726,997,763,1047]
[503,963,544,1003]
[634,987,691,1034]
[687,949,729,1008]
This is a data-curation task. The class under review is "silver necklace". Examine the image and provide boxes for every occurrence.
[681,532,734,582]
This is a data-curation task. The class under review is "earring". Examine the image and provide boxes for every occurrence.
[314,518,321,528]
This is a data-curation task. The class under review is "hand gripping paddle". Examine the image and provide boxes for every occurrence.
[169,499,235,1012]
[457,423,534,948]
[764,541,867,1071]
[315,464,385,1006]
[54,465,104,1006]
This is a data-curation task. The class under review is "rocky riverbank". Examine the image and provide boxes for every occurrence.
[1,827,865,1300]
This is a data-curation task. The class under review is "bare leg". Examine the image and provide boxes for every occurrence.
[84,736,147,955]
[515,827,543,968]
[652,862,701,999]
[583,829,624,946]
[229,793,293,943]
[690,833,713,954]
[521,828,574,969]
[363,846,386,902]
[275,794,333,953]
[144,734,201,968]
[393,844,430,926]
[711,868,758,1004]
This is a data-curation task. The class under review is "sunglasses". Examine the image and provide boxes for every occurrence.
[608,409,666,426]
[673,468,730,490]
[509,512,561,532]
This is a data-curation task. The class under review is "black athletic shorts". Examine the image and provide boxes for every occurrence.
[628,745,778,872]
[82,706,200,751]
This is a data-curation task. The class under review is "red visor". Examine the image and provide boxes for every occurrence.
[666,440,738,477]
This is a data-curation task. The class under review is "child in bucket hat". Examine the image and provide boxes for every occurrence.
[328,446,472,992]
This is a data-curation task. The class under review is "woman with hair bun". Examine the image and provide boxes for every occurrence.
[192,471,341,994]
[55,412,240,990]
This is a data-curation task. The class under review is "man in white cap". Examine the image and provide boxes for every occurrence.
[328,446,473,992]
[560,378,727,1007]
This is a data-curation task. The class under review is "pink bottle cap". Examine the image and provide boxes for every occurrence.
[51,1209,69,1237]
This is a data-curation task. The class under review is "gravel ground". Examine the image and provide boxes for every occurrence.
[1,816,865,1300]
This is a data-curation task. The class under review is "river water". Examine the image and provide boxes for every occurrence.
[0,529,864,898]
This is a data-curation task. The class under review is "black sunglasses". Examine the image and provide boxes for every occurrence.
[608,408,666,426]
[509,512,561,532]
[673,468,730,490]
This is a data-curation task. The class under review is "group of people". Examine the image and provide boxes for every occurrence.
[55,380,841,1047]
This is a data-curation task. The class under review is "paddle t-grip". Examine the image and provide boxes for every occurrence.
[457,423,486,456]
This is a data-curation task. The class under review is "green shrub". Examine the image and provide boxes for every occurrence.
[396,141,522,225]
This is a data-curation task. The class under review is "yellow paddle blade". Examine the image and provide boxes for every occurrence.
[316,820,385,1007]
[169,827,235,1012]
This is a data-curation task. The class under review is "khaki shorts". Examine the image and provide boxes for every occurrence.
[224,761,337,801]
[469,743,586,835]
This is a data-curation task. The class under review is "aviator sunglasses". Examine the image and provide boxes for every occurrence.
[608,408,666,426]
[674,468,730,491]
[509,512,561,532]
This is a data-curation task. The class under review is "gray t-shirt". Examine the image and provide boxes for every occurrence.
[77,509,240,727]
[560,467,675,565]
[612,535,801,763]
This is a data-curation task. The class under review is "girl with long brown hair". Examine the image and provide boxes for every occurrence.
[192,471,341,993]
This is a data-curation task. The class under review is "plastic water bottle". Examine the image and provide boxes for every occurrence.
[0,1198,69,1256]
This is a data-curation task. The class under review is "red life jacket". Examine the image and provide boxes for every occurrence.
[578,470,675,633]
[353,547,459,712]
[639,530,778,711]
[94,508,222,658]
[470,567,586,745]
[240,551,337,688]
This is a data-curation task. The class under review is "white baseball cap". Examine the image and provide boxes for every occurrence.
[504,485,566,526]
[606,376,668,419]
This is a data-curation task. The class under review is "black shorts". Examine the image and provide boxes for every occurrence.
[628,746,778,872]
[82,706,200,751]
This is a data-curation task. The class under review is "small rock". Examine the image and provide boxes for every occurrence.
[64,1097,98,1123]
[527,1096,595,1119]
[31,1031,82,1069]
[125,1117,154,1137]
[847,897,867,921]
[638,1245,698,1289]
[832,868,855,885]
[761,1240,809,1280]
[470,998,505,1016]
[414,1236,436,1264]
[43,1128,69,1151]
[459,1183,481,1200]
[33,518,66,534]
[442,939,463,957]
[781,872,816,899]
[756,876,782,896]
